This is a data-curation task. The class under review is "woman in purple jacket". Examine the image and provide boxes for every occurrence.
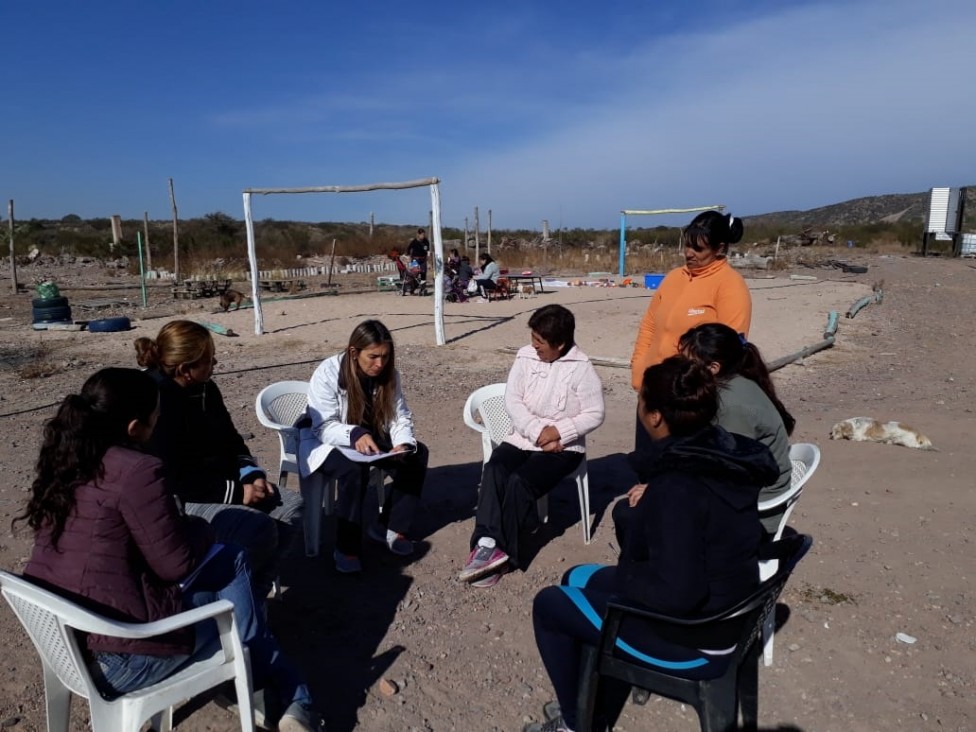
[458,305,605,588]
[14,368,319,731]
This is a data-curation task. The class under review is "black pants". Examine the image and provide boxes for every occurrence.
[319,442,429,555]
[471,442,582,568]
[533,565,728,729]
[476,278,497,297]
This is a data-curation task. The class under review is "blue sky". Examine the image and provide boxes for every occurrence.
[2,0,973,231]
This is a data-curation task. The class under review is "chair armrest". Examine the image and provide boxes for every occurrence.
[462,402,487,434]
[66,599,236,639]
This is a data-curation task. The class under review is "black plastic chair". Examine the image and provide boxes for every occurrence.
[576,534,812,732]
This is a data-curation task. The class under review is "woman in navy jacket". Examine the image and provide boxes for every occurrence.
[525,356,778,732]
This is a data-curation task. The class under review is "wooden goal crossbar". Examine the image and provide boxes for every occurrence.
[242,177,445,343]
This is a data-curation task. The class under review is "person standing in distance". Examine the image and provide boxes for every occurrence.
[406,228,431,280]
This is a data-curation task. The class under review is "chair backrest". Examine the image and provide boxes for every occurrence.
[464,383,511,439]
[601,535,813,666]
[758,442,820,534]
[255,381,310,431]
[0,570,100,699]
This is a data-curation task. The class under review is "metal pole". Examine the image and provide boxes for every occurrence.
[618,212,627,277]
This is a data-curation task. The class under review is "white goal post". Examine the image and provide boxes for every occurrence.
[617,205,725,276]
[242,177,446,344]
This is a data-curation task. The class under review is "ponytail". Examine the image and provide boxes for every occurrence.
[738,343,796,435]
[679,323,795,436]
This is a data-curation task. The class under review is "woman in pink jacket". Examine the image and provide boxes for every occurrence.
[459,305,605,588]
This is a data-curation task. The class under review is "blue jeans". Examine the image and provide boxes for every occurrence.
[94,545,311,712]
[184,486,304,598]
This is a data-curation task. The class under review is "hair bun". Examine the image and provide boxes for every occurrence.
[726,213,744,244]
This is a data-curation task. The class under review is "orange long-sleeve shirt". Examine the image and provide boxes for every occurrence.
[630,258,752,390]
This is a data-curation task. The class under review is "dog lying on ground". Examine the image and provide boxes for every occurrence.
[219,289,247,312]
[829,417,933,450]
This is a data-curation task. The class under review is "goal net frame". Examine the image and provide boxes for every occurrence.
[242,177,447,344]
[617,205,725,276]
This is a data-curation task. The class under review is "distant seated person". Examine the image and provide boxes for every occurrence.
[406,228,430,279]
[457,255,474,288]
[475,252,501,297]
[447,247,462,274]
[445,252,471,303]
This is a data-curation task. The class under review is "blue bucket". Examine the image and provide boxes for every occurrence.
[644,273,665,290]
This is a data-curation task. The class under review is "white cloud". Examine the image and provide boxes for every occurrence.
[432,0,976,227]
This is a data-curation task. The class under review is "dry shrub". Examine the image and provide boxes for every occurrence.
[18,361,68,380]
[495,246,682,276]
[1,342,51,372]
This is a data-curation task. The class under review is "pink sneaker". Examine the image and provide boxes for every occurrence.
[459,538,509,582]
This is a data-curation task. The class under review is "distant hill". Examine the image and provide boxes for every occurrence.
[745,186,975,230]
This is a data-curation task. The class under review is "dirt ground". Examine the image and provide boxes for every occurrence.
[0,253,972,731]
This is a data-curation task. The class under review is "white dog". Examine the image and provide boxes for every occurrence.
[829,417,933,450]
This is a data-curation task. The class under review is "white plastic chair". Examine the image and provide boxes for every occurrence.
[462,383,593,544]
[254,381,387,558]
[757,442,821,666]
[0,570,253,732]
[299,467,387,558]
[254,380,310,489]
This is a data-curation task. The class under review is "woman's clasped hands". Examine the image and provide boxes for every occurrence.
[536,425,563,453]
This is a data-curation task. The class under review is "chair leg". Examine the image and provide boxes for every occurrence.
[575,645,600,732]
[739,648,760,731]
[150,706,174,732]
[762,608,775,666]
[299,472,325,557]
[537,494,549,524]
[41,664,71,732]
[698,674,740,732]
[278,470,289,490]
[576,467,591,544]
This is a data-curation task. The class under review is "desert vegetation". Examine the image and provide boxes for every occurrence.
[5,185,974,278]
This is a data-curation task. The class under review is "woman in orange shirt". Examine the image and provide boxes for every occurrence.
[630,210,752,448]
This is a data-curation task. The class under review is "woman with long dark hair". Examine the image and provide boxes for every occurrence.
[679,322,795,533]
[524,357,777,732]
[15,368,319,730]
[475,252,501,297]
[300,320,428,573]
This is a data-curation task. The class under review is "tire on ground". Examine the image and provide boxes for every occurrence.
[87,316,132,333]
[32,306,73,322]
[31,296,70,309]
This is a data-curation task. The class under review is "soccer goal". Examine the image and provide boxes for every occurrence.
[617,205,725,276]
[242,177,447,344]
